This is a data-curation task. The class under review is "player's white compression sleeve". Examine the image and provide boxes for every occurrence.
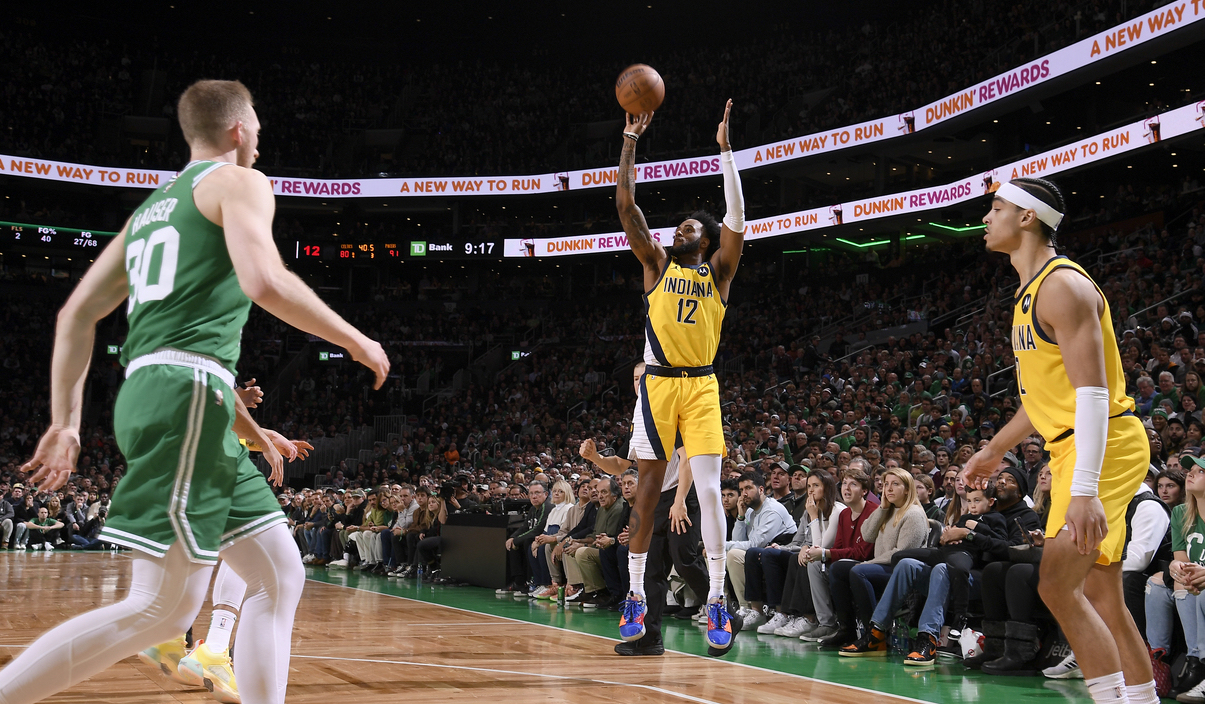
[721,150,744,233]
[1070,386,1111,497]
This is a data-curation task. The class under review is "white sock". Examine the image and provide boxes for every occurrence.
[706,551,725,601]
[206,610,237,652]
[205,560,247,652]
[219,524,304,704]
[0,544,212,704]
[627,552,647,597]
[1085,672,1129,704]
[1125,681,1158,704]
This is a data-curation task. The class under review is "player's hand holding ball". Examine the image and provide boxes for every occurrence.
[624,111,653,139]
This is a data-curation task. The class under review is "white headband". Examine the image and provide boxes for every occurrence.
[995,181,1064,230]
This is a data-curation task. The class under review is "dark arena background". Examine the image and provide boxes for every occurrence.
[1,1,1205,702]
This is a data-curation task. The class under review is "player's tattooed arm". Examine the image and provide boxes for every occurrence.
[617,112,665,273]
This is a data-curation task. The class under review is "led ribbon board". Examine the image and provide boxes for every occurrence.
[502,100,1205,256]
[0,3,1199,198]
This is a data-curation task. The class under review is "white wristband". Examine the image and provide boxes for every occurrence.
[1070,386,1111,497]
[720,150,744,233]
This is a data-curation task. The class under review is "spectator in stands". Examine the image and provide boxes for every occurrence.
[1158,469,1186,508]
[1147,455,1205,699]
[753,470,844,636]
[726,471,796,627]
[915,475,942,520]
[1020,438,1047,497]
[0,488,14,549]
[413,495,448,582]
[69,503,107,550]
[348,490,390,573]
[327,490,366,568]
[596,469,636,610]
[1120,469,1173,640]
[25,506,63,551]
[566,476,624,608]
[385,485,419,575]
[501,480,552,593]
[302,494,333,566]
[824,468,927,650]
[540,479,596,603]
[798,470,879,643]
[721,479,741,539]
[531,480,575,599]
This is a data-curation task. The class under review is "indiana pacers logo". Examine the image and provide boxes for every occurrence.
[697,264,710,278]
[1020,294,1032,314]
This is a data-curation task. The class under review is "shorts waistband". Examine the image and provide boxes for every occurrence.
[1050,408,1137,444]
[645,364,714,378]
[126,349,235,389]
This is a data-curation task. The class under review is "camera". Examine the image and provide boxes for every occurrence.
[439,482,456,500]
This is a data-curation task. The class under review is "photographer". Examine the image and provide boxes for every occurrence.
[70,504,108,550]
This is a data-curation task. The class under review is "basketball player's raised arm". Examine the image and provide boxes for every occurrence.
[616,112,666,276]
[710,100,745,284]
[214,167,390,388]
[1040,269,1112,554]
[24,229,131,489]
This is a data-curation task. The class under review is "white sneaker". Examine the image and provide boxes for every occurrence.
[776,616,815,638]
[327,559,349,569]
[758,612,791,634]
[1181,677,1205,704]
[1042,653,1083,679]
[743,608,766,629]
[45,544,53,552]
[302,554,315,564]
[31,544,42,551]
[696,609,710,623]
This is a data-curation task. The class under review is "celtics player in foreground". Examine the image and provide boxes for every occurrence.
[615,100,744,655]
[3,80,389,704]
[962,177,1155,704]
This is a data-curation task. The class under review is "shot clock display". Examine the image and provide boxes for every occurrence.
[294,238,499,261]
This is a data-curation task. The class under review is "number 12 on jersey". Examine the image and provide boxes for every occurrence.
[676,298,698,325]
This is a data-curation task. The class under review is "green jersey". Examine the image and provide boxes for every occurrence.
[1172,503,1205,566]
[120,161,251,374]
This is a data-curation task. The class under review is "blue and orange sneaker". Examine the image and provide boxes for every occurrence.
[618,592,647,642]
[706,598,738,652]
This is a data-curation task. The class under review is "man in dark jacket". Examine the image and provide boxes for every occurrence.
[503,481,551,592]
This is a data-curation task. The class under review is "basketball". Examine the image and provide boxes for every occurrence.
[615,64,664,115]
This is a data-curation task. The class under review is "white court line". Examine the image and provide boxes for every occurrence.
[294,654,722,704]
[307,579,934,704]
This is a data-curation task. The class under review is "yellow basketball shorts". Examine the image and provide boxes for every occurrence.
[1046,413,1149,565]
[631,371,724,461]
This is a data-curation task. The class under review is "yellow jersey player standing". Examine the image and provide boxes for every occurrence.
[963,178,1154,704]
[615,100,744,656]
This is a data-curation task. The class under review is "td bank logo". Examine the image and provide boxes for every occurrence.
[319,351,329,361]
[410,241,427,256]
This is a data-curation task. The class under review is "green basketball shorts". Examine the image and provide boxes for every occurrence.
[100,358,284,564]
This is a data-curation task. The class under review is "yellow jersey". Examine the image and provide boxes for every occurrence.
[1012,256,1135,442]
[643,259,727,368]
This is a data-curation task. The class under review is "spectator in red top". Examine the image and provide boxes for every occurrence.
[794,470,879,643]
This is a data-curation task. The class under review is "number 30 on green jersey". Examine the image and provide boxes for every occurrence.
[126,226,181,313]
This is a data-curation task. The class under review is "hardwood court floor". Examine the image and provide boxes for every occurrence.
[0,552,1088,703]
